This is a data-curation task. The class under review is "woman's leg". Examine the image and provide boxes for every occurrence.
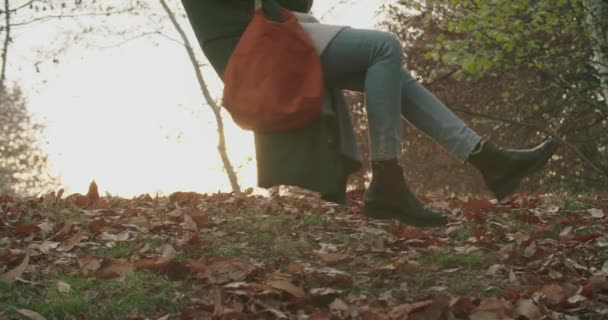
[321,28,403,161]
[322,28,483,162]
[321,28,447,227]
[399,70,482,161]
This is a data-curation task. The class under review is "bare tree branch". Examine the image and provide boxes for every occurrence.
[1,0,10,90]
[158,0,241,194]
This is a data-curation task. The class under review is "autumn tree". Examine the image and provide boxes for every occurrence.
[355,0,608,194]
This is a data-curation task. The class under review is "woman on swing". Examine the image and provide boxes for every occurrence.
[180,0,559,227]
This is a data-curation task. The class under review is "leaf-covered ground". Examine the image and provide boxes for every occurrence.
[1,182,608,319]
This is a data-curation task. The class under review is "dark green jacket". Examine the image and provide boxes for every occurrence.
[181,0,361,196]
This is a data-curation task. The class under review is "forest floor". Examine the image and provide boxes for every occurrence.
[1,182,608,319]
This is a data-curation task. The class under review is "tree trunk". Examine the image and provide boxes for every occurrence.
[583,0,608,111]
[158,0,241,194]
[0,0,10,91]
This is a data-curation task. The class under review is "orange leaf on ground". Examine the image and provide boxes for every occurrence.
[267,280,306,298]
[14,225,41,237]
[538,284,568,305]
[135,244,177,270]
[464,198,496,212]
[87,180,100,205]
[190,209,212,228]
[97,258,134,279]
[0,250,29,283]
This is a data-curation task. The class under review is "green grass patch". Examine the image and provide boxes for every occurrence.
[419,250,492,269]
[1,271,191,319]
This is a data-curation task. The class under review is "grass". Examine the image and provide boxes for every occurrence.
[3,192,606,318]
[418,250,493,269]
[1,271,190,319]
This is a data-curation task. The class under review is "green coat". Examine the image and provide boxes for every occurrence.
[182,0,361,197]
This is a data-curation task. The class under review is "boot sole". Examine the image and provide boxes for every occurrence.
[490,139,560,201]
[362,204,448,227]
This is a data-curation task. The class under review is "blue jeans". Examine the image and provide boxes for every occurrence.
[321,28,481,161]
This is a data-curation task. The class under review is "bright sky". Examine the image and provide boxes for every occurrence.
[9,0,391,197]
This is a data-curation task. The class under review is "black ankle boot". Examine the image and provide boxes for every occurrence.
[468,139,560,201]
[362,159,448,227]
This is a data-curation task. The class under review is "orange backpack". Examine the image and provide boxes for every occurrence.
[223,0,324,133]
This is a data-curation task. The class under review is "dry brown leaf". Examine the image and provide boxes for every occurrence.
[135,244,177,270]
[98,259,134,279]
[469,297,514,320]
[486,264,503,276]
[183,214,198,232]
[515,299,544,320]
[190,257,252,284]
[538,284,568,305]
[318,252,349,264]
[329,298,349,317]
[56,231,83,252]
[451,296,476,317]
[56,280,71,293]
[588,208,605,218]
[267,280,306,298]
[87,180,100,206]
[408,296,450,320]
[288,262,304,274]
[190,211,212,228]
[78,255,104,276]
[389,300,434,319]
[16,309,47,320]
[0,251,29,283]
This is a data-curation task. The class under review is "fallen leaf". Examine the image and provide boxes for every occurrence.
[486,264,503,276]
[78,255,103,276]
[14,225,41,237]
[56,231,83,252]
[136,244,177,270]
[97,259,135,279]
[329,298,349,317]
[57,280,71,293]
[408,296,450,320]
[389,300,434,319]
[16,309,46,320]
[515,299,544,320]
[538,284,567,305]
[183,214,198,232]
[267,280,306,298]
[87,180,100,206]
[0,251,29,283]
[189,257,252,284]
[469,298,514,320]
[451,296,476,317]
[464,198,496,212]
[190,211,212,228]
[288,262,304,274]
[567,294,587,304]
[318,253,349,264]
[588,208,605,218]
